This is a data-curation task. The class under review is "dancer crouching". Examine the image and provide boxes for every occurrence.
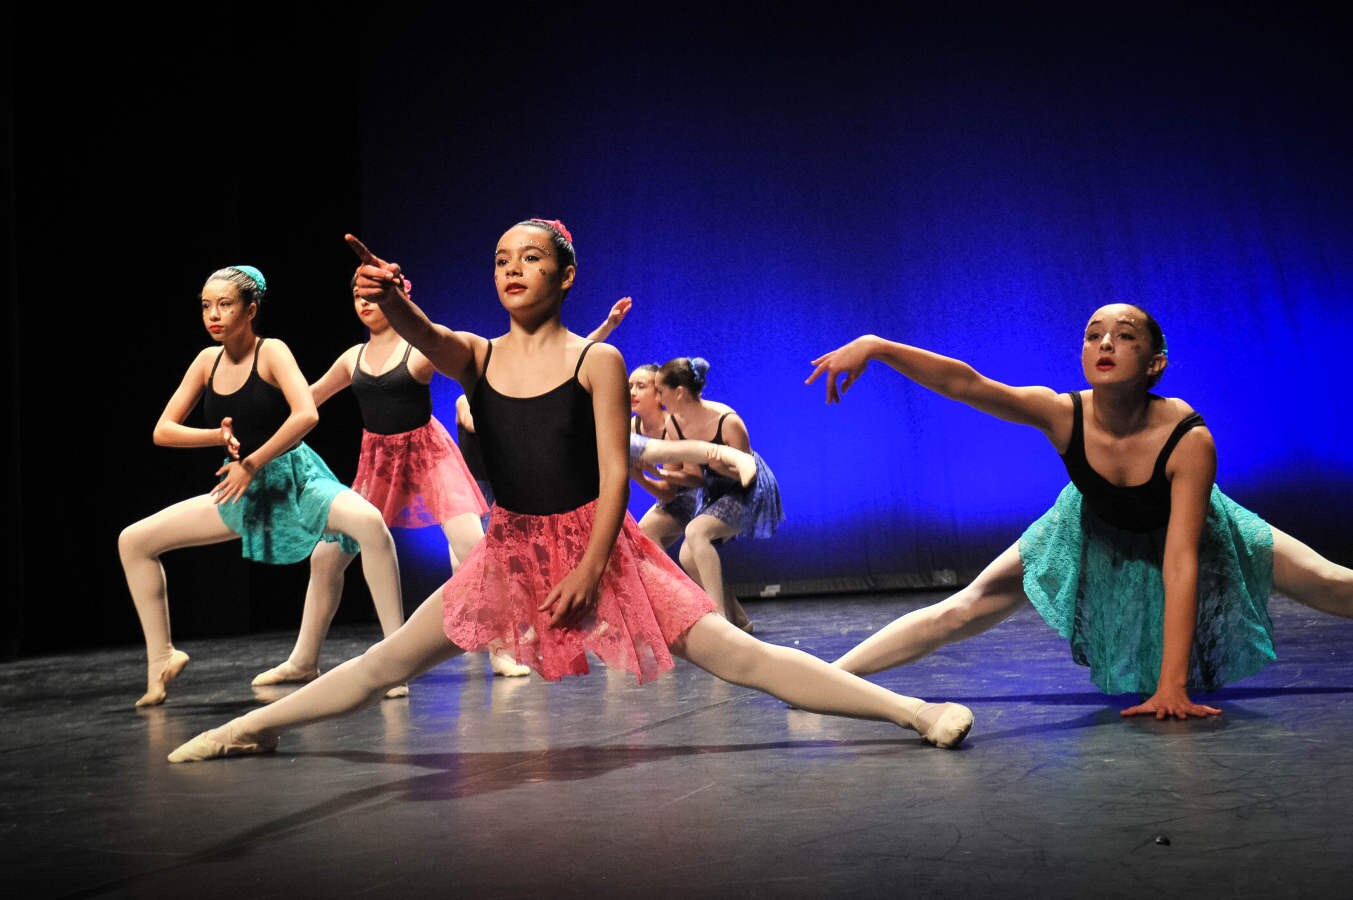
[118,266,401,707]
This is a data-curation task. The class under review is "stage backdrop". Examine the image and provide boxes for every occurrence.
[6,5,1349,658]
[355,6,1352,596]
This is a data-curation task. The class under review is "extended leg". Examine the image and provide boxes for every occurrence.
[675,615,972,748]
[253,539,357,685]
[834,543,1029,676]
[1272,527,1353,618]
[639,437,757,487]
[169,589,465,762]
[117,494,241,707]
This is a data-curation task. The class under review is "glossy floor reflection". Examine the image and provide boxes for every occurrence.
[3,592,1352,898]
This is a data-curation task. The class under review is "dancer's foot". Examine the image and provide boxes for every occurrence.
[912,702,974,749]
[135,649,190,708]
[707,445,757,488]
[251,660,321,686]
[167,722,278,764]
[383,683,410,699]
[489,650,531,678]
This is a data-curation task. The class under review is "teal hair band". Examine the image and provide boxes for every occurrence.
[232,265,267,293]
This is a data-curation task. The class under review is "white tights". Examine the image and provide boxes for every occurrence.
[834,528,1353,678]
[117,490,400,705]
[221,601,953,745]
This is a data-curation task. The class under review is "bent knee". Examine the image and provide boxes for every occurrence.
[118,522,152,560]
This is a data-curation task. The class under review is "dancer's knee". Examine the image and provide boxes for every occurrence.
[932,591,993,639]
[118,521,153,563]
[351,512,396,555]
[355,643,408,691]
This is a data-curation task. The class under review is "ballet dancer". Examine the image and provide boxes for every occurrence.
[167,220,971,762]
[654,357,783,629]
[252,275,529,687]
[808,305,1353,719]
[118,266,402,708]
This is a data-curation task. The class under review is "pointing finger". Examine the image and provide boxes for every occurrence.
[345,234,387,268]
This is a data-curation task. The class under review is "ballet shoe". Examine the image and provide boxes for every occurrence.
[707,445,758,488]
[135,649,190,708]
[489,650,531,678]
[383,683,410,700]
[251,660,321,686]
[913,702,974,750]
[167,724,278,764]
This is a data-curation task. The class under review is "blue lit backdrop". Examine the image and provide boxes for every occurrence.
[358,9,1352,592]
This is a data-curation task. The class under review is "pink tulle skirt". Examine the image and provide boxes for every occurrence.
[442,500,717,683]
[352,416,488,529]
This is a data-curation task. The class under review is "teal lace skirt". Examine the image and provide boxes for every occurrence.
[1020,483,1276,695]
[216,443,361,565]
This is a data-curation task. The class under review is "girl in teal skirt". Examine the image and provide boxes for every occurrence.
[808,303,1353,719]
[117,266,405,708]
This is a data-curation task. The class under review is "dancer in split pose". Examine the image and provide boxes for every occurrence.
[252,275,528,687]
[653,357,783,630]
[808,305,1353,719]
[168,220,971,761]
[118,266,402,708]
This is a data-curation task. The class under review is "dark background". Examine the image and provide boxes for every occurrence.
[5,2,1350,660]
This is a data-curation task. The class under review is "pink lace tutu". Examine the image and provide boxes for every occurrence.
[352,416,488,529]
[442,499,717,683]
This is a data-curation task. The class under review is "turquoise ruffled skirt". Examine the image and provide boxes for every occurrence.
[216,442,361,565]
[1019,483,1276,695]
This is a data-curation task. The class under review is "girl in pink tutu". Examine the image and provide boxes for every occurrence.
[251,276,530,688]
[168,220,972,763]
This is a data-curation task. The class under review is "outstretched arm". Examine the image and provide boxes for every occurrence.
[586,296,632,342]
[346,234,481,387]
[1122,429,1221,719]
[807,335,1065,441]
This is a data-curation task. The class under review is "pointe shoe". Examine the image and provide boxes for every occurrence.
[383,683,410,699]
[135,649,191,708]
[251,661,321,686]
[914,702,974,750]
[707,446,758,488]
[167,725,278,764]
[489,651,531,678]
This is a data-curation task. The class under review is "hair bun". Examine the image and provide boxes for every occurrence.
[690,357,710,387]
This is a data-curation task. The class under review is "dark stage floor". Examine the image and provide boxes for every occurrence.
[3,592,1352,899]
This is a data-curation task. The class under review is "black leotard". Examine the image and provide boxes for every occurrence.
[469,341,599,515]
[202,338,290,458]
[1061,391,1205,533]
[350,342,432,435]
